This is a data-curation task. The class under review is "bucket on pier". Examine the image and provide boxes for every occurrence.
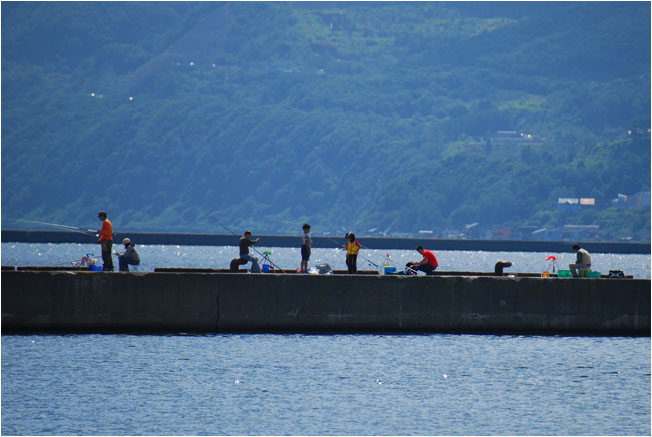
[383,266,396,274]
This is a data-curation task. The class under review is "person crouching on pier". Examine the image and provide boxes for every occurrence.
[115,238,140,272]
[239,230,261,273]
[97,211,114,271]
[412,245,439,275]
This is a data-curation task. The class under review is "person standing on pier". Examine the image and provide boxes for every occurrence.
[239,230,261,273]
[412,245,438,275]
[343,232,360,274]
[569,244,591,277]
[300,223,312,273]
[97,211,114,271]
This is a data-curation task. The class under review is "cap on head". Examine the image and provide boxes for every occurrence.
[123,238,131,245]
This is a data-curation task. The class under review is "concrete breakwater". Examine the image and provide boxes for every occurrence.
[2,270,649,336]
[2,230,650,254]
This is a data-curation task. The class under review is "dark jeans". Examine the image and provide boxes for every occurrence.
[101,240,114,271]
[346,254,358,274]
[118,257,138,272]
[416,264,437,275]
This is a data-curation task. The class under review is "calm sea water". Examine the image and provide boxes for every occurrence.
[2,243,650,435]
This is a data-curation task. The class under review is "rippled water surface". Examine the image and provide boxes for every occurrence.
[2,334,650,436]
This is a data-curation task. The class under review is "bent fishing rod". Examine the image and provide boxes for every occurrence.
[212,218,286,273]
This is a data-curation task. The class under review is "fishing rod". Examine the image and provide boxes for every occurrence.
[382,252,422,276]
[56,260,82,266]
[332,235,422,275]
[346,238,420,275]
[326,236,381,269]
[9,218,119,238]
[212,218,286,273]
[8,219,97,236]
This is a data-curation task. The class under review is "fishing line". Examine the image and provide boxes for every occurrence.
[212,217,286,273]
[326,237,381,269]
[383,252,422,275]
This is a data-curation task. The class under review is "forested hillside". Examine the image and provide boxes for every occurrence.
[2,2,650,240]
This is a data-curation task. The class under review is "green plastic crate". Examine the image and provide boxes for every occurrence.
[557,270,572,277]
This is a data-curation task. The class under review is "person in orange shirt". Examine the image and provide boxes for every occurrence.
[97,211,114,271]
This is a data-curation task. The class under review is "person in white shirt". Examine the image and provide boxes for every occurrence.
[569,244,591,277]
[300,223,312,273]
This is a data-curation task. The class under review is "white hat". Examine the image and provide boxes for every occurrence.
[122,238,131,245]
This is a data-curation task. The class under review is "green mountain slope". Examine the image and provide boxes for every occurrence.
[2,1,650,240]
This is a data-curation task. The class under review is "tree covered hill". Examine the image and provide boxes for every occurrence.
[2,2,650,240]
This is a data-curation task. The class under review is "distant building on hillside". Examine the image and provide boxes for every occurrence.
[627,128,651,140]
[558,197,595,212]
[489,130,546,146]
[531,227,562,241]
[558,198,579,212]
[460,223,481,239]
[561,225,600,241]
[491,228,512,240]
[512,225,538,240]
[612,192,651,209]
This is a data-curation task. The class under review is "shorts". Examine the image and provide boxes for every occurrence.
[301,245,310,261]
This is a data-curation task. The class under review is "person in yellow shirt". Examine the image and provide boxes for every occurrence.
[97,211,114,271]
[343,232,361,274]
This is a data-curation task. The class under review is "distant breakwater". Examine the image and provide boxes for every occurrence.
[2,230,650,254]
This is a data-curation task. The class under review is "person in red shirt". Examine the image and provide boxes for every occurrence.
[413,245,438,275]
[97,211,114,271]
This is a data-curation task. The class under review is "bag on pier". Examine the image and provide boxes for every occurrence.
[608,270,625,278]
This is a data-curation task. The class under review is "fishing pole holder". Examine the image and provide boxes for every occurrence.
[261,251,274,273]
[542,256,559,277]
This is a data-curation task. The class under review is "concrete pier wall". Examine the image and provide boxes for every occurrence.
[2,271,649,335]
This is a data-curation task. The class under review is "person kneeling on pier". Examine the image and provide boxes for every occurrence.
[239,230,261,273]
[412,246,438,275]
[115,238,140,272]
